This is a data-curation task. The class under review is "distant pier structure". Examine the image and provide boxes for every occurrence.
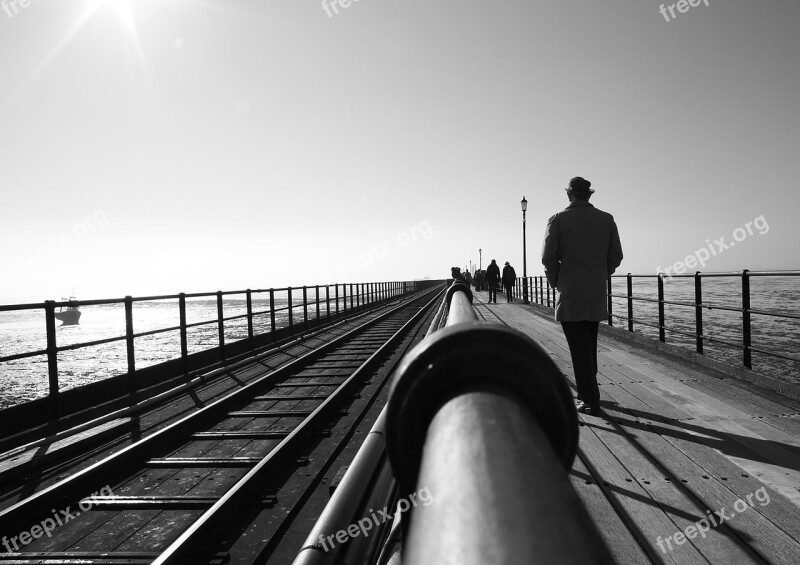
[0,272,798,564]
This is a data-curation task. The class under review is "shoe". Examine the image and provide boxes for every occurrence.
[577,403,601,415]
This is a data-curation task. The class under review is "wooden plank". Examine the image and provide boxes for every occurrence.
[583,414,762,564]
[183,468,251,497]
[759,415,800,441]
[113,510,201,552]
[67,509,162,552]
[569,454,652,564]
[618,416,800,563]
[552,340,798,562]
[576,415,708,564]
[605,348,798,416]
[0,418,132,479]
[16,510,118,553]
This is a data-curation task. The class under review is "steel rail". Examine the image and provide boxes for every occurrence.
[152,287,445,564]
[292,289,447,565]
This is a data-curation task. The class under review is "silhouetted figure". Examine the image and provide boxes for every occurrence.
[541,177,623,416]
[473,270,484,291]
[502,261,517,303]
[485,259,501,304]
[464,270,472,286]
[451,267,465,282]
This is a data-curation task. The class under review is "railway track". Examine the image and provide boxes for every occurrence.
[0,285,444,564]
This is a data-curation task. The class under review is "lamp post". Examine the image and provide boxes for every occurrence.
[479,248,482,271]
[521,196,529,304]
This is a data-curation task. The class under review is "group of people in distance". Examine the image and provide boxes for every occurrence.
[483,259,517,304]
[452,260,517,304]
[452,176,624,417]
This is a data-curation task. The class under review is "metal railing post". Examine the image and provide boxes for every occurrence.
[179,293,188,377]
[657,275,665,342]
[523,274,529,304]
[303,286,308,332]
[326,285,330,319]
[269,288,276,340]
[125,296,136,395]
[335,284,340,316]
[44,300,59,420]
[695,272,703,354]
[288,287,293,334]
[246,289,254,345]
[742,270,752,369]
[315,285,320,322]
[216,292,225,360]
[626,274,634,332]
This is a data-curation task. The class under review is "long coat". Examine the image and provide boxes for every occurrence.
[485,262,501,288]
[541,201,623,321]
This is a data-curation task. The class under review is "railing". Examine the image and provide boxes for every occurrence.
[514,274,555,308]
[0,281,426,418]
[512,270,800,374]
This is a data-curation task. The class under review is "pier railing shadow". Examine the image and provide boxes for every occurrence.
[598,401,800,477]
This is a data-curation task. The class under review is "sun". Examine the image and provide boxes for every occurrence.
[0,0,152,112]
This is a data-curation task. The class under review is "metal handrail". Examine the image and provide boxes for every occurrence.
[511,270,800,373]
[0,281,422,418]
[384,282,612,564]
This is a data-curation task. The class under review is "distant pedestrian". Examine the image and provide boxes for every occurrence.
[464,270,473,286]
[474,269,484,291]
[485,259,501,303]
[502,261,517,303]
[541,177,623,416]
[451,267,465,282]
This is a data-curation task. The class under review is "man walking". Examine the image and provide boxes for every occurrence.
[502,261,517,303]
[541,177,623,415]
[485,259,501,304]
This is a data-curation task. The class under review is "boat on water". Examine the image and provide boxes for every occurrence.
[54,296,81,325]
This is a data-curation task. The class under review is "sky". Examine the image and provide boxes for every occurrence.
[1,0,798,303]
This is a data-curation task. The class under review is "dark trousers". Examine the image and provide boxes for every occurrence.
[488,284,498,303]
[560,321,600,408]
[504,284,513,302]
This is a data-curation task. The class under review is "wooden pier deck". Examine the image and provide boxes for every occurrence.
[472,290,800,565]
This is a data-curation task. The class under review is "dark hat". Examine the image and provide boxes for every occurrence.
[504,261,510,266]
[565,176,594,195]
